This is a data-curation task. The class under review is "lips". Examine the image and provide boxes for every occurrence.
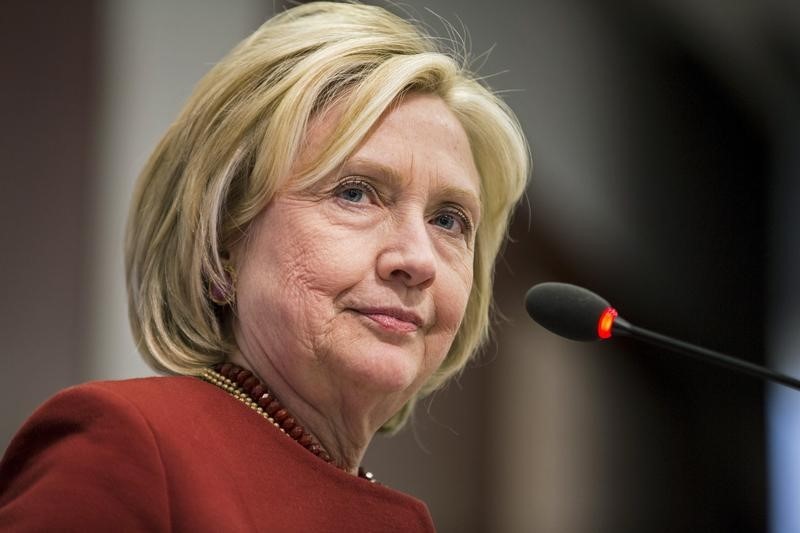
[351,307,425,333]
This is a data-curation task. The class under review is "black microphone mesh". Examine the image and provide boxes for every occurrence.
[525,282,611,341]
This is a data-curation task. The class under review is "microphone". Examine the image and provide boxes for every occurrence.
[525,282,800,391]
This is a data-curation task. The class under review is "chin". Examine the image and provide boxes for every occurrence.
[335,343,430,395]
[320,313,436,394]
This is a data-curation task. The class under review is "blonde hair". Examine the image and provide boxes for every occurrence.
[125,1,529,431]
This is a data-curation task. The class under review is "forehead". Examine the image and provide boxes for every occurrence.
[305,93,482,208]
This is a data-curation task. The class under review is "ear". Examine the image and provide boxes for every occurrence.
[208,251,237,306]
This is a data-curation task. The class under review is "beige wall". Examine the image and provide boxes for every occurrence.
[87,0,271,380]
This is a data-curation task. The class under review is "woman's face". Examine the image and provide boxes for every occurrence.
[233,93,481,419]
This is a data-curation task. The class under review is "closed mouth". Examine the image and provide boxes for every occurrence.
[349,307,425,332]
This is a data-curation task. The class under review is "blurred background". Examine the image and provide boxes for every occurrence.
[2,1,799,531]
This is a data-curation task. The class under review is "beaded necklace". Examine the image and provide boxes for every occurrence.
[200,362,375,482]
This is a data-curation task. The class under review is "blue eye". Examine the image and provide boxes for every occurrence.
[338,187,364,203]
[432,208,472,236]
[434,213,457,230]
[334,178,374,204]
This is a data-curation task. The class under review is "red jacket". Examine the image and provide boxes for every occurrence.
[0,376,435,532]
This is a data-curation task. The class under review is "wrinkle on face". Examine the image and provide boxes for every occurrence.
[230,93,481,450]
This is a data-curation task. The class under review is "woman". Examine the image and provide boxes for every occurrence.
[0,2,528,531]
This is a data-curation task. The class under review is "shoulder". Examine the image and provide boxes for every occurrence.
[0,376,207,531]
[72,374,212,404]
[0,375,228,490]
[29,375,229,425]
[1,376,211,448]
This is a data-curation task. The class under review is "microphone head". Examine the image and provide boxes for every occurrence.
[525,282,618,341]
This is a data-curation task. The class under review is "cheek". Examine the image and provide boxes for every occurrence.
[234,235,339,372]
[242,240,324,324]
[287,232,377,300]
[439,251,474,323]
[237,215,376,334]
[429,256,474,356]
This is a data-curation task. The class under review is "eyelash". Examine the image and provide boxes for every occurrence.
[436,206,474,236]
[333,176,474,237]
[334,177,378,203]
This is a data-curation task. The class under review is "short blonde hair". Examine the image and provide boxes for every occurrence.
[125,1,529,431]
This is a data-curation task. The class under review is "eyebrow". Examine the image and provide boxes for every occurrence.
[343,157,482,221]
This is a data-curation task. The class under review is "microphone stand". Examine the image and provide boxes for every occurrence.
[612,317,800,391]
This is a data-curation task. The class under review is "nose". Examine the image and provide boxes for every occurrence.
[376,216,436,289]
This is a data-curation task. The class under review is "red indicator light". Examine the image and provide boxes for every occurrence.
[597,307,618,339]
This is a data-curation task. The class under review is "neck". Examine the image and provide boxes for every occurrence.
[227,353,378,475]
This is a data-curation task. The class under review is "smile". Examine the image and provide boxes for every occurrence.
[350,307,423,334]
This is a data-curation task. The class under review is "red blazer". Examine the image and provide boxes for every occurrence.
[0,377,435,532]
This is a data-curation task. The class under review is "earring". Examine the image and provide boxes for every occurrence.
[209,264,237,306]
